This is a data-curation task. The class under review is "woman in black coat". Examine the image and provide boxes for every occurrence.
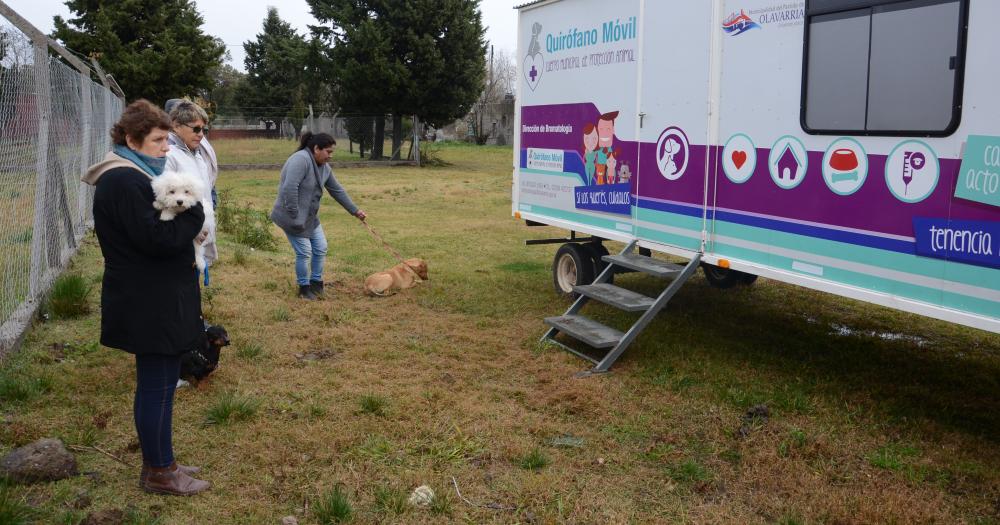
[82,99,210,496]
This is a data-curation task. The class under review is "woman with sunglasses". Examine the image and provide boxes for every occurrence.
[166,101,216,273]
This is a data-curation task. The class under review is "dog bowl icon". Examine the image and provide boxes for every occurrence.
[829,148,859,184]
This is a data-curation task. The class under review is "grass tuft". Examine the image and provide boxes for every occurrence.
[430,490,452,516]
[0,485,33,525]
[667,459,712,484]
[358,394,388,416]
[47,274,92,319]
[0,374,52,404]
[232,245,250,266]
[271,307,291,322]
[204,391,260,425]
[518,448,550,471]
[236,342,264,360]
[313,486,352,524]
[373,485,407,515]
[868,442,920,471]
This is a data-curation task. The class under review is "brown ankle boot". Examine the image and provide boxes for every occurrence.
[139,462,201,487]
[141,462,210,496]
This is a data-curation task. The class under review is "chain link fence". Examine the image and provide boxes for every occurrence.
[0,12,123,356]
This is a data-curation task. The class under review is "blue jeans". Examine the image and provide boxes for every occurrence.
[134,353,181,468]
[285,224,328,286]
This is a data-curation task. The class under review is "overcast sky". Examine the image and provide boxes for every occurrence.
[8,0,518,71]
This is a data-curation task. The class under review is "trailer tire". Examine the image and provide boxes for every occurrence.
[553,243,594,296]
[585,242,613,282]
[701,263,755,289]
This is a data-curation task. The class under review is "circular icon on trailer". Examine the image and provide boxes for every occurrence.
[722,133,757,184]
[655,126,690,181]
[885,140,939,203]
[768,136,808,190]
[821,138,868,196]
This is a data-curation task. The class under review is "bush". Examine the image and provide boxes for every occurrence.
[215,191,278,251]
[47,274,92,319]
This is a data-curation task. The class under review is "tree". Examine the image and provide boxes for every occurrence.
[52,0,225,102]
[203,61,246,119]
[308,0,487,159]
[469,46,516,144]
[235,8,313,130]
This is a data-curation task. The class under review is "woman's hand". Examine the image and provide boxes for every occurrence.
[355,209,367,221]
[195,230,209,245]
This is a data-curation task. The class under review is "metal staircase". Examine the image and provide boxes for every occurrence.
[541,241,702,375]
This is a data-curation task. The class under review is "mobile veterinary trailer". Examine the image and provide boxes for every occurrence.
[513,0,1000,373]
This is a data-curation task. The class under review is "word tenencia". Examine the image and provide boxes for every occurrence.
[545,17,637,54]
[927,225,994,256]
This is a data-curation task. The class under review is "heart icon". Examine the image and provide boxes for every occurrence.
[732,150,747,170]
[522,53,543,91]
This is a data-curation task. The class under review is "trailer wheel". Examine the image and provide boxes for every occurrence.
[585,242,613,282]
[553,243,594,296]
[701,263,755,289]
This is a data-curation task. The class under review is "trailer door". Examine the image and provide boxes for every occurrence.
[633,1,715,254]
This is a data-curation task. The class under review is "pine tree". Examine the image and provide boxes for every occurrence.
[235,7,310,126]
[52,0,225,103]
[308,0,487,158]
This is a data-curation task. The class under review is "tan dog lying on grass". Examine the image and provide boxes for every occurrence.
[364,258,429,296]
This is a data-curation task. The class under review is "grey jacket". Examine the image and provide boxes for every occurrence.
[270,148,359,236]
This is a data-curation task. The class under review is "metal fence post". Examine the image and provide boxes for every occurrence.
[413,115,421,166]
[79,73,93,233]
[28,36,51,299]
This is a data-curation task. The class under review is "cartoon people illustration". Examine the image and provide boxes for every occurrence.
[595,111,619,185]
[582,123,599,185]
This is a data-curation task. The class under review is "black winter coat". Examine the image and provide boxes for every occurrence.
[92,166,206,356]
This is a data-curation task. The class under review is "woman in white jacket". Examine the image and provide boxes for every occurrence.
[165,101,217,271]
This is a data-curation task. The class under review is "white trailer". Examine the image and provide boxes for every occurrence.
[513,0,1000,373]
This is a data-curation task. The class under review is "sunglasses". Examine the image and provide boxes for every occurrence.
[181,123,209,134]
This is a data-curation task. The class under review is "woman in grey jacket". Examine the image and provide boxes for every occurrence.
[271,132,366,299]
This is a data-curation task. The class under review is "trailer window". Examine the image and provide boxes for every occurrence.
[802,0,967,136]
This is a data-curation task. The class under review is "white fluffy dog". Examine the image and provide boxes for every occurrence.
[151,170,215,271]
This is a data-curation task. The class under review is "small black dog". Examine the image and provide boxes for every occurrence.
[179,324,230,383]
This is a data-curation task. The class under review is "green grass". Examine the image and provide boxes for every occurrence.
[236,342,265,360]
[47,273,92,319]
[373,485,407,516]
[313,486,353,524]
[204,391,260,426]
[232,244,250,266]
[0,485,33,525]
[270,306,291,322]
[357,394,388,416]
[667,459,712,484]
[0,373,52,405]
[518,448,550,471]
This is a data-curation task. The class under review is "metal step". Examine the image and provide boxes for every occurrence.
[543,315,624,348]
[603,253,684,279]
[573,283,655,312]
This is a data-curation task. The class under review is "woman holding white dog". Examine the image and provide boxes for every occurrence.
[166,101,217,273]
[82,99,211,496]
[271,132,367,300]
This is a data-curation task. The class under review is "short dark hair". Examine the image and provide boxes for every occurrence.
[298,131,336,152]
[110,99,171,147]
